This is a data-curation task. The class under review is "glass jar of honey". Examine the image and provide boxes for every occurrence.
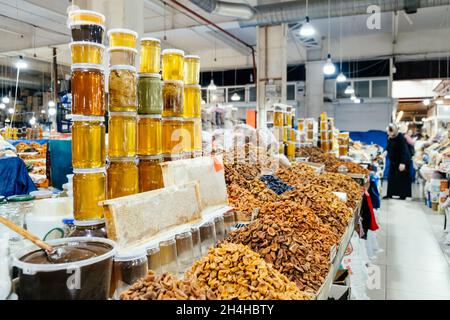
[193,118,202,152]
[138,74,162,115]
[73,168,106,221]
[108,112,137,158]
[139,38,161,74]
[162,49,184,81]
[285,112,293,127]
[71,116,106,169]
[287,141,295,159]
[109,65,137,112]
[137,115,162,155]
[70,22,104,43]
[108,47,137,66]
[71,64,105,116]
[274,111,284,126]
[298,118,304,131]
[107,157,138,199]
[138,155,164,192]
[107,28,138,48]
[162,117,184,154]
[182,118,195,155]
[70,41,104,64]
[162,80,183,117]
[183,84,201,118]
[68,9,105,25]
[184,55,200,85]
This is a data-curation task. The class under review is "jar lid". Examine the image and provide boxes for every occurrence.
[70,115,105,122]
[162,153,184,160]
[69,21,105,29]
[214,215,224,222]
[138,154,163,160]
[108,156,137,162]
[163,80,184,85]
[71,63,105,71]
[184,84,201,89]
[107,28,138,38]
[69,41,105,50]
[162,117,183,121]
[6,194,34,202]
[182,117,197,122]
[137,114,161,120]
[109,65,137,72]
[114,248,147,261]
[141,37,161,43]
[159,237,176,245]
[162,48,185,56]
[138,73,161,79]
[185,55,200,60]
[107,46,138,54]
[68,9,106,23]
[175,230,192,239]
[73,167,107,174]
[109,111,137,117]
[74,219,105,227]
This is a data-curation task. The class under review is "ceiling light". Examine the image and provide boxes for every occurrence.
[5,118,10,123]
[16,60,27,69]
[354,97,361,104]
[8,107,14,114]
[41,109,46,114]
[201,99,206,105]
[29,117,36,125]
[48,100,56,107]
[299,16,315,37]
[0,103,5,110]
[48,107,56,116]
[323,54,336,76]
[207,79,217,91]
[2,96,10,104]
[350,94,356,101]
[423,99,430,106]
[231,93,241,101]
[436,98,444,105]
[345,85,355,95]
[336,72,347,83]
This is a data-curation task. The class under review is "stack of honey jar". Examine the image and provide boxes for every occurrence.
[284,107,296,160]
[338,132,350,156]
[106,28,140,199]
[68,10,107,229]
[319,112,332,152]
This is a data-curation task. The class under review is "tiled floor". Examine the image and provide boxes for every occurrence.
[367,189,450,300]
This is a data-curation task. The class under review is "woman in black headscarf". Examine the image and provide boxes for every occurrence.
[384,123,412,199]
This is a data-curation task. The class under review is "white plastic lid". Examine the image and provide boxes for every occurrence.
[162,117,183,121]
[138,154,163,160]
[137,114,161,120]
[185,55,200,60]
[71,63,105,71]
[162,49,185,56]
[69,21,105,29]
[74,219,106,227]
[107,28,138,38]
[69,41,105,50]
[68,9,106,22]
[184,84,201,89]
[141,37,161,43]
[73,167,107,174]
[108,156,137,162]
[163,80,184,85]
[109,65,137,72]
[109,111,137,117]
[107,46,138,54]
[138,73,161,79]
[13,237,117,273]
[114,248,147,261]
[71,115,105,122]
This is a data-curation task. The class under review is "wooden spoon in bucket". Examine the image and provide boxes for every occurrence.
[0,215,65,262]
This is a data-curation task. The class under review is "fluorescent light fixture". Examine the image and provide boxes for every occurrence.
[5,118,10,123]
[207,79,217,91]
[2,96,10,104]
[423,99,431,106]
[396,111,404,123]
[16,60,27,69]
[0,103,5,110]
[231,93,241,101]
[8,107,14,114]
[299,16,315,37]
[29,117,36,125]
[323,54,336,76]
[48,107,56,116]
[436,98,444,105]
[48,100,56,107]
[345,85,355,95]
[41,109,46,114]
[336,72,347,83]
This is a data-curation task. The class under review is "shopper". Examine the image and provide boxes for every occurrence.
[384,124,412,200]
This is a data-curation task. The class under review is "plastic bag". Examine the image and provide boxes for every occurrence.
[256,127,279,153]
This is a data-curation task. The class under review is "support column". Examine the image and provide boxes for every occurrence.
[305,61,325,119]
[256,24,287,128]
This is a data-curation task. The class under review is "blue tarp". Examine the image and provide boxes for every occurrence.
[49,140,72,190]
[349,130,387,149]
[0,156,37,197]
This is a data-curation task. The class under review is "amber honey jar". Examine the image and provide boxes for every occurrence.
[184,55,200,85]
[139,38,161,74]
[285,112,293,127]
[162,80,183,117]
[70,41,104,64]
[193,118,202,152]
[137,115,162,155]
[109,65,137,112]
[162,49,184,81]
[71,116,106,169]
[183,84,201,118]
[68,9,105,25]
[182,118,195,154]
[138,155,164,192]
[107,28,138,48]
[73,168,106,221]
[274,111,284,126]
[108,112,136,158]
[162,117,184,154]
[107,157,139,199]
[71,64,105,116]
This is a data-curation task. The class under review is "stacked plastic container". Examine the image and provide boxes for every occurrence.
[319,112,330,152]
[137,38,164,192]
[68,10,107,230]
[106,29,139,199]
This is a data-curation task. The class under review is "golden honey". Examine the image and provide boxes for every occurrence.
[162,80,183,117]
[285,112,293,127]
[298,119,304,131]
[320,112,327,121]
[109,65,137,112]
[320,121,328,131]
[184,55,200,85]
[138,155,164,192]
[70,42,104,64]
[108,28,138,48]
[182,118,195,154]
[137,115,162,155]
[108,112,136,158]
[283,127,289,142]
[287,141,295,159]
[71,65,105,116]
[162,117,184,154]
[72,116,106,168]
[183,85,201,118]
[107,158,138,199]
[274,111,284,126]
[68,10,105,25]
[73,169,106,221]
[193,118,202,152]
[140,38,161,73]
[162,49,184,81]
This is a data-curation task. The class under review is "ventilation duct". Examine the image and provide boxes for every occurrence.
[189,0,255,20]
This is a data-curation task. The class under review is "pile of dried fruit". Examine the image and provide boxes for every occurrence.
[227,183,265,221]
[227,201,338,293]
[120,271,216,300]
[295,147,340,167]
[281,185,353,236]
[187,243,310,300]
[327,162,370,175]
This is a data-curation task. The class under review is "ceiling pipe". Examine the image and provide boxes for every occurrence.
[189,0,255,19]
